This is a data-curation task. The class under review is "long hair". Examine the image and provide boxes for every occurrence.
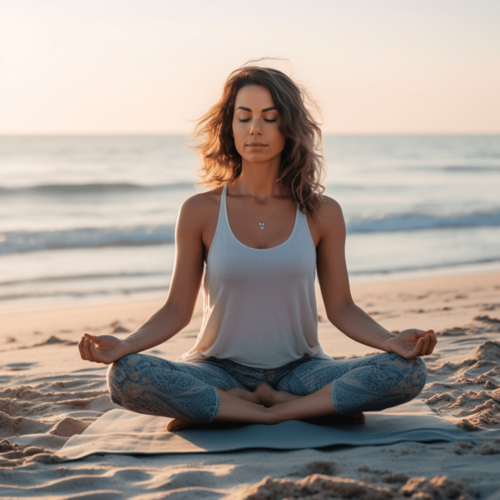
[192,64,326,214]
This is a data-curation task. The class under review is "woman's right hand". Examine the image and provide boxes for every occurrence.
[78,333,132,365]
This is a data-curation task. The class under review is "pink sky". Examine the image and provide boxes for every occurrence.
[0,0,499,134]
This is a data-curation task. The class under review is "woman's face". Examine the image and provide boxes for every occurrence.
[232,85,286,165]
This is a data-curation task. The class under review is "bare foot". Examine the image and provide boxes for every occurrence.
[225,387,261,403]
[345,411,366,424]
[224,384,299,407]
[166,418,197,432]
[254,383,301,407]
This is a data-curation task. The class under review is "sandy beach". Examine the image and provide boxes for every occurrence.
[1,269,500,499]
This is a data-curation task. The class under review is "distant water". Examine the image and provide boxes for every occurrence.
[1,134,499,312]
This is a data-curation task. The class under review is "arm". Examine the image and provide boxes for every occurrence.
[315,197,436,358]
[79,194,207,364]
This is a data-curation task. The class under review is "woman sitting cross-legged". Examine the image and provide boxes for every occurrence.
[78,64,436,432]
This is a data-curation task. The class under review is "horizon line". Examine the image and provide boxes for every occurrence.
[1,132,499,137]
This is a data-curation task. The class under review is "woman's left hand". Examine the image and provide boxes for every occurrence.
[383,329,437,359]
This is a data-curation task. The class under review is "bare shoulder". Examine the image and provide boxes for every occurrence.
[315,195,344,219]
[177,187,222,233]
[307,194,345,242]
[180,187,221,214]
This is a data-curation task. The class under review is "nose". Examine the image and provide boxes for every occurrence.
[249,117,263,136]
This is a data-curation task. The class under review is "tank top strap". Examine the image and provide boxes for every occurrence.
[221,183,229,226]
[212,183,230,243]
[295,204,316,250]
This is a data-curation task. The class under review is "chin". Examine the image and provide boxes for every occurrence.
[243,155,274,163]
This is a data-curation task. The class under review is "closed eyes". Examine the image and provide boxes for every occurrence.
[238,118,277,123]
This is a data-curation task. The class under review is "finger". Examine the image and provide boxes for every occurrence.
[427,333,438,354]
[83,338,94,362]
[406,338,422,359]
[78,336,86,360]
[419,335,430,355]
[84,333,99,345]
[414,329,433,338]
[89,341,106,364]
[90,341,110,365]
[423,334,434,354]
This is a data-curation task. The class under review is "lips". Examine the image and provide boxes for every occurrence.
[246,142,267,147]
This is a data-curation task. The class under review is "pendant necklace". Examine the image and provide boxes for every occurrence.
[235,185,282,231]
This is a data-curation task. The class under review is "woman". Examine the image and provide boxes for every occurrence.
[78,65,436,432]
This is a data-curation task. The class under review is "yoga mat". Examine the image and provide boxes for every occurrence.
[57,400,474,461]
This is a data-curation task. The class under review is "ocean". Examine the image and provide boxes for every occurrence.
[1,134,499,313]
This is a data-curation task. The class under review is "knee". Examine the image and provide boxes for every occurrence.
[106,353,143,407]
[410,356,428,395]
[107,353,141,385]
[394,355,427,403]
[379,354,428,408]
[375,353,427,398]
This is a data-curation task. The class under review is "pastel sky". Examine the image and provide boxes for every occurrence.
[0,0,499,134]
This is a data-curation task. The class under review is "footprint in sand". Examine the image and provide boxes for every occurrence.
[479,304,500,311]
[424,335,500,432]
[474,314,500,324]
[0,439,61,467]
[2,362,38,371]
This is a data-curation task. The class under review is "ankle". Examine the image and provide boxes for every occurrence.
[254,383,276,407]
[266,406,283,425]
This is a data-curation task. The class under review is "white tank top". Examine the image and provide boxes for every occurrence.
[178,184,325,369]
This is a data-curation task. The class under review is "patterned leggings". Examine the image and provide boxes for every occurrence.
[107,352,428,423]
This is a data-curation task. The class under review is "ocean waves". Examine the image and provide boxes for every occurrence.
[0,284,169,303]
[0,225,176,254]
[349,256,500,276]
[2,208,500,255]
[346,208,500,233]
[0,270,165,287]
[2,134,498,312]
[0,181,196,196]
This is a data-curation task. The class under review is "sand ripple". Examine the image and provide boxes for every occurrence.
[423,322,500,432]
[238,473,476,500]
[0,377,116,466]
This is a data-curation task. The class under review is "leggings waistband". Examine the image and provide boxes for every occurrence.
[198,354,313,374]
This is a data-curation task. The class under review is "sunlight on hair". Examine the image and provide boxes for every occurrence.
[190,60,326,214]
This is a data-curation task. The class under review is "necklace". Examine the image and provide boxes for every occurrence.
[234,185,282,231]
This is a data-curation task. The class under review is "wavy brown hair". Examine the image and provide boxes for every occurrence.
[193,64,326,214]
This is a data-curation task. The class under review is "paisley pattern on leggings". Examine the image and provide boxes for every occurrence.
[275,353,428,415]
[107,354,230,422]
[107,352,427,422]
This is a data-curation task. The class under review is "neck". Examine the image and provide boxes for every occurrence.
[233,156,284,200]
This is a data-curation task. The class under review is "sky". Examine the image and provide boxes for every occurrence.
[0,0,499,135]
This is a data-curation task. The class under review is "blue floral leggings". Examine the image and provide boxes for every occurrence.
[107,352,427,423]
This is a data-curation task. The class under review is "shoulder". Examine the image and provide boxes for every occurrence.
[314,195,344,219]
[177,187,223,230]
[305,195,345,247]
[307,195,345,239]
[180,187,222,213]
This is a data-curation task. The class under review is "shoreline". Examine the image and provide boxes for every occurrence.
[3,260,500,316]
[2,268,499,360]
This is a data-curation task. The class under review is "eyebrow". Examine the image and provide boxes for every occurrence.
[236,106,277,112]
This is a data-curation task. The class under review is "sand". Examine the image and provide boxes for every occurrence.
[1,270,500,499]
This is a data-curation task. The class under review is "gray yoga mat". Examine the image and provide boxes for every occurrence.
[57,400,474,461]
